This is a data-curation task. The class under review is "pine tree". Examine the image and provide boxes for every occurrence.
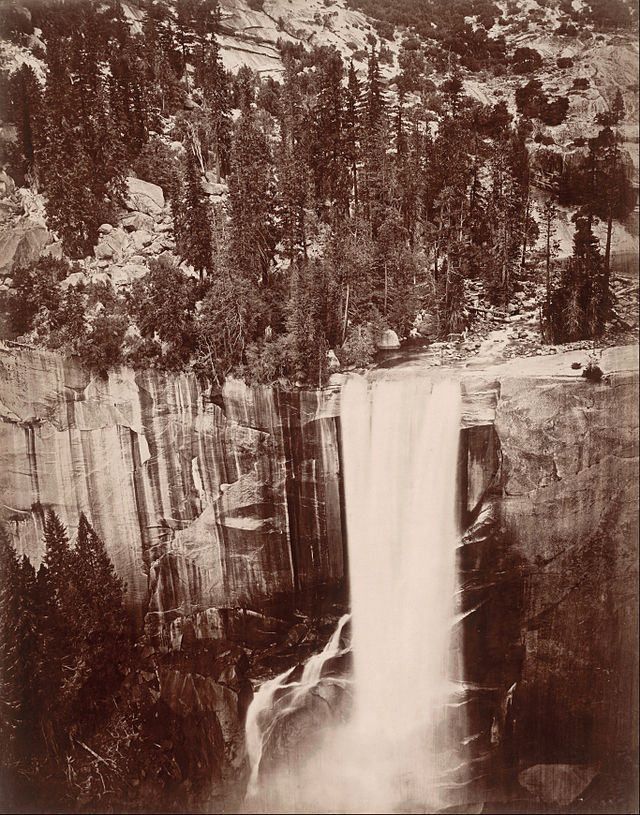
[200,37,231,181]
[72,514,129,709]
[360,44,392,235]
[39,22,126,257]
[228,109,277,284]
[8,65,43,187]
[344,62,361,215]
[309,47,349,217]
[173,146,213,279]
[548,216,605,343]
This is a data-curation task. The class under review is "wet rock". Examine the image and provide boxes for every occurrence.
[0,170,16,198]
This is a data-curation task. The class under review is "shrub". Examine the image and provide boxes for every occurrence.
[572,77,590,89]
[511,47,543,74]
[556,56,574,68]
[539,95,569,125]
[556,21,578,35]
[340,323,377,368]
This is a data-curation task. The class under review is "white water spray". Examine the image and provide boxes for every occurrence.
[243,374,464,813]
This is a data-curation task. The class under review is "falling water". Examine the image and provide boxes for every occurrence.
[341,374,463,812]
[244,374,464,813]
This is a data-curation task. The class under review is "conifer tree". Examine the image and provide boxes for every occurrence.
[8,65,43,187]
[72,514,129,707]
[361,43,392,235]
[228,109,277,284]
[173,146,213,279]
[344,62,361,215]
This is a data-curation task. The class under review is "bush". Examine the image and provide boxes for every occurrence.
[340,323,377,368]
[556,56,574,68]
[539,95,569,125]
[511,46,543,74]
[556,21,578,35]
[572,77,590,89]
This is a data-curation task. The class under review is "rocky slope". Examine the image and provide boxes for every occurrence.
[0,0,637,300]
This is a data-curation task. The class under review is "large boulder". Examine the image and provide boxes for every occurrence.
[0,170,16,198]
[376,328,400,350]
[121,211,155,233]
[518,764,598,807]
[125,177,165,217]
[0,221,54,273]
[94,227,131,262]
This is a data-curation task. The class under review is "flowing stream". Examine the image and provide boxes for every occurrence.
[244,374,464,813]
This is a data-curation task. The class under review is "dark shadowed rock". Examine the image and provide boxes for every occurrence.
[518,764,598,807]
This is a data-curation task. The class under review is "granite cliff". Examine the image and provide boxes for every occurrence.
[0,343,638,808]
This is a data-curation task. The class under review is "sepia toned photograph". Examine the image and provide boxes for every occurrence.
[0,0,637,812]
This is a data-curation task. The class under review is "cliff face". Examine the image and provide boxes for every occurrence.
[0,345,345,644]
[0,343,638,806]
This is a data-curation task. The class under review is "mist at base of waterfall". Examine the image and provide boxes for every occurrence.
[243,375,465,815]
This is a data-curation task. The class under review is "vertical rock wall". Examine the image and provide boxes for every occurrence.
[0,346,344,642]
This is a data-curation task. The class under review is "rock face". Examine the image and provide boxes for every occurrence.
[0,346,345,644]
[456,348,639,809]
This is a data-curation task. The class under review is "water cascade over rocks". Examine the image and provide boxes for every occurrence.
[243,374,465,813]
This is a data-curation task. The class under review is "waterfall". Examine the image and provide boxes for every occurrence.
[341,374,463,812]
[243,374,463,813]
[244,614,352,800]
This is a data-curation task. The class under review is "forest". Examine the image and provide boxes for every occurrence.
[0,0,635,386]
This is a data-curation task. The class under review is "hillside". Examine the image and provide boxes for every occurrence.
[0,0,637,386]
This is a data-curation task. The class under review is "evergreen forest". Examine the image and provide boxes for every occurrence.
[0,0,636,387]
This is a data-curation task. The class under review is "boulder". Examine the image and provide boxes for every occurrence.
[110,263,147,286]
[203,175,227,196]
[131,230,154,251]
[125,177,165,217]
[518,764,598,807]
[376,328,400,350]
[202,181,221,196]
[60,272,87,289]
[98,223,113,235]
[0,222,54,273]
[42,241,63,260]
[327,349,341,372]
[0,170,16,198]
[94,227,131,262]
[415,312,438,338]
[91,272,112,287]
[121,211,155,233]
